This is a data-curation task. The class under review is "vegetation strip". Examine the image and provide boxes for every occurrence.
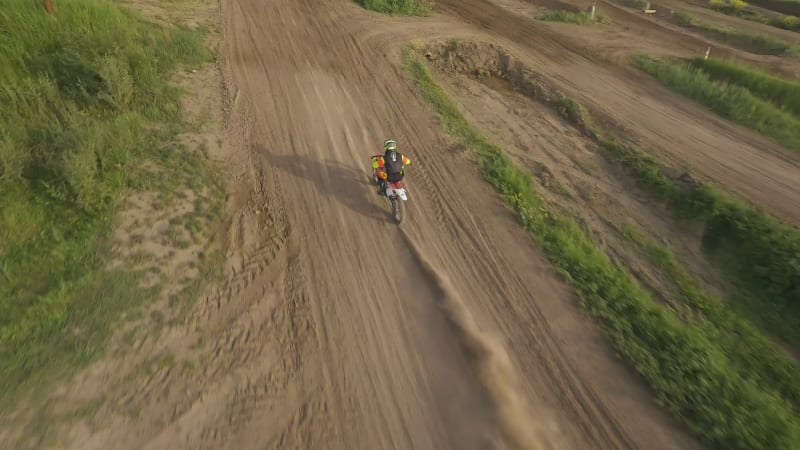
[600,139,800,346]
[402,45,800,450]
[690,57,800,117]
[0,0,223,402]
[632,54,800,153]
[536,10,606,24]
[621,225,800,411]
[355,0,433,15]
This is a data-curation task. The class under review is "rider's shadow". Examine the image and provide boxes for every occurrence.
[258,146,392,224]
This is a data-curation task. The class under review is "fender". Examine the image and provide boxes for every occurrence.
[386,181,408,201]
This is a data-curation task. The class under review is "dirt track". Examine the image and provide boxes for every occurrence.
[12,0,800,448]
[156,0,684,447]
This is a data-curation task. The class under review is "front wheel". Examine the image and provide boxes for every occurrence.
[391,197,405,224]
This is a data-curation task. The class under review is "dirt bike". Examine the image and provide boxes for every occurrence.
[371,164,408,224]
[382,180,408,224]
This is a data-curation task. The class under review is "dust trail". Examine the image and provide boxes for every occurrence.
[401,231,563,450]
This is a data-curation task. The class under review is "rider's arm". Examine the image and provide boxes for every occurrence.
[402,155,411,166]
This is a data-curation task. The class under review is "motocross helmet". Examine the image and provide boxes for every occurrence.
[383,139,398,161]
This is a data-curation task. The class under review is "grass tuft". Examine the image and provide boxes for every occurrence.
[536,9,607,24]
[356,0,434,15]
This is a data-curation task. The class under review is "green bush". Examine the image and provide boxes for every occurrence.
[0,0,210,395]
[692,58,800,117]
[403,46,800,450]
[356,0,434,15]
[632,54,800,153]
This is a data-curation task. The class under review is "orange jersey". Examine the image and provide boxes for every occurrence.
[372,153,411,181]
[372,154,411,169]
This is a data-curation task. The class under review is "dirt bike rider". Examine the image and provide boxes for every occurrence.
[372,139,412,196]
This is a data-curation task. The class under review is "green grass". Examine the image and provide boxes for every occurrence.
[403,45,800,450]
[691,57,800,117]
[671,12,796,55]
[356,0,433,15]
[0,0,219,403]
[622,225,800,410]
[536,9,606,24]
[632,54,800,153]
[601,140,800,347]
